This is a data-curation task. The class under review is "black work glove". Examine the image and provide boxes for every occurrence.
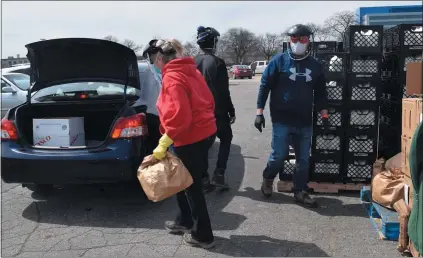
[254,115,265,132]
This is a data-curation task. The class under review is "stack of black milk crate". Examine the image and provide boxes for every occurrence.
[343,25,383,184]
[380,24,423,159]
[309,41,348,183]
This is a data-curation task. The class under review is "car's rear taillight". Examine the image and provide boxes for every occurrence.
[110,113,148,139]
[1,119,19,141]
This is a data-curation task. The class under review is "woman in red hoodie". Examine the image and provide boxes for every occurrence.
[145,38,217,249]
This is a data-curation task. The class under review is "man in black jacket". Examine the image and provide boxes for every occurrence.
[194,26,236,193]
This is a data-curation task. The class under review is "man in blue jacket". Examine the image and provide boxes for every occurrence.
[254,24,328,207]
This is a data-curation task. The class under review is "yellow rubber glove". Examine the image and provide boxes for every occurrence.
[152,134,174,160]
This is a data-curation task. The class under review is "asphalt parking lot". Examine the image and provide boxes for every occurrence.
[1,76,400,257]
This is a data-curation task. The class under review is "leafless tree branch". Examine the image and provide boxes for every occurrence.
[256,33,283,61]
[103,35,119,43]
[183,40,200,57]
[221,28,257,64]
[323,11,358,42]
[121,39,143,53]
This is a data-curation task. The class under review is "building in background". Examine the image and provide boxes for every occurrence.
[356,5,422,28]
[1,55,29,68]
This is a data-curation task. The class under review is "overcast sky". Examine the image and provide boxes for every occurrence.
[1,1,421,58]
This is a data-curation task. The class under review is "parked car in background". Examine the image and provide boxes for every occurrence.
[229,65,253,79]
[1,38,149,196]
[1,64,31,118]
[249,60,268,74]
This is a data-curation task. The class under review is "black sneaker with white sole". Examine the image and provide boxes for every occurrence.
[183,233,215,249]
[164,221,192,234]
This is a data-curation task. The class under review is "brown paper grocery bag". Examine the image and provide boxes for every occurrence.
[372,168,405,210]
[137,152,193,202]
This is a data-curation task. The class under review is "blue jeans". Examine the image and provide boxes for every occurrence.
[263,123,312,192]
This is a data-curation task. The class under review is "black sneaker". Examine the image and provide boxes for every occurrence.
[183,233,215,249]
[211,169,229,189]
[293,191,318,208]
[261,178,273,198]
[203,177,216,194]
[164,221,192,234]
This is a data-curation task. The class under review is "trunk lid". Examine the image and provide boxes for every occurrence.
[25,38,140,93]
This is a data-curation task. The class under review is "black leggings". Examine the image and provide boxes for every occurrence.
[173,136,215,242]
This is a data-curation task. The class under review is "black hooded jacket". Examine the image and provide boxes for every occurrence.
[194,51,235,119]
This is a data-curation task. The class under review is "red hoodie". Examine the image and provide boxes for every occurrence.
[156,57,217,147]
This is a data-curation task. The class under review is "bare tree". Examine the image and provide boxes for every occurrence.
[121,39,143,53]
[221,28,257,64]
[183,41,200,57]
[103,35,119,43]
[256,33,283,61]
[324,10,358,43]
[305,23,332,41]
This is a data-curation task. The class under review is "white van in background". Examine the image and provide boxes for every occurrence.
[249,60,268,75]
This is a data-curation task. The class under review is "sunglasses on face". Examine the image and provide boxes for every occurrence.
[290,36,309,44]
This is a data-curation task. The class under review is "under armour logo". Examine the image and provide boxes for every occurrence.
[289,68,312,82]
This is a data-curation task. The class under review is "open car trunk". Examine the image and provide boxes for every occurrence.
[15,101,127,148]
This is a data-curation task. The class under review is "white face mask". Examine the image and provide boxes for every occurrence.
[290,42,308,55]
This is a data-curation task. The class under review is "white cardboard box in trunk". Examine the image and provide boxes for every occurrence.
[33,117,85,147]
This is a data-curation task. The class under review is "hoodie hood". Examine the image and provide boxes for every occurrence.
[162,57,198,77]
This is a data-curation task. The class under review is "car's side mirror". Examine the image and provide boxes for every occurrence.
[2,86,17,94]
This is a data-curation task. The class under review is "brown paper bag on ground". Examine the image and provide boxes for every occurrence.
[385,153,402,171]
[394,199,411,253]
[373,158,385,179]
[372,168,405,210]
[137,152,193,202]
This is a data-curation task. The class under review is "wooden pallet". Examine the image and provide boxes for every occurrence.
[360,186,400,241]
[276,181,367,194]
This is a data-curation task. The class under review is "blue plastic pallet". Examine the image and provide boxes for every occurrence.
[360,186,400,241]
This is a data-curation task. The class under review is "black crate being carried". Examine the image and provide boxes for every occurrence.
[384,24,423,53]
[343,155,375,183]
[349,54,382,79]
[313,41,338,53]
[316,52,348,80]
[348,76,381,105]
[313,104,345,132]
[347,106,379,130]
[345,25,384,54]
[310,153,343,182]
[345,128,378,157]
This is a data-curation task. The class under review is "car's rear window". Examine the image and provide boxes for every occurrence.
[3,73,30,90]
[31,82,140,102]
